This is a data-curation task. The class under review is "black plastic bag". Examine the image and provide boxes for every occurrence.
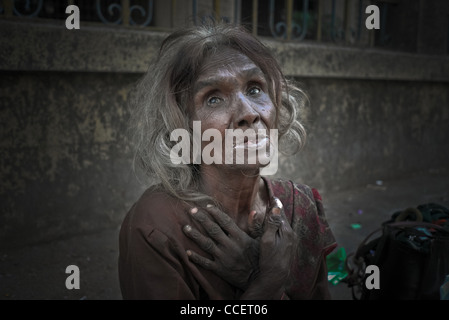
[346,203,449,300]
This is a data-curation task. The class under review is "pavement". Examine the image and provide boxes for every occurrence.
[1,169,448,300]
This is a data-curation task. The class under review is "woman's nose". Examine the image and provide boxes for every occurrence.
[233,93,260,129]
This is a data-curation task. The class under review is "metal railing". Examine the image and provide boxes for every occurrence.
[0,0,390,48]
[1,0,156,26]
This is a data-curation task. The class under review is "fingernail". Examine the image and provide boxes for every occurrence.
[272,207,281,215]
[206,204,213,208]
[273,197,283,210]
[190,207,198,214]
[186,250,192,256]
[184,225,192,232]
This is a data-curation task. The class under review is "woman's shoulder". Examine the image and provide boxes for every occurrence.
[121,186,190,236]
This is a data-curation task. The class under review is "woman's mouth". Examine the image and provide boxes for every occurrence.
[233,135,270,150]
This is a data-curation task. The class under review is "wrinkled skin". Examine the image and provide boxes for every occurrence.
[183,198,296,299]
[183,48,296,299]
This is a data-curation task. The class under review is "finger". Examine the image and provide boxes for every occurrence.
[271,197,284,216]
[263,197,286,237]
[189,207,229,244]
[247,210,264,238]
[271,198,292,235]
[267,197,284,225]
[183,224,218,255]
[203,204,236,234]
[270,197,290,225]
[186,249,216,271]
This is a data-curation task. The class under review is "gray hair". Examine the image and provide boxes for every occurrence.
[128,23,308,202]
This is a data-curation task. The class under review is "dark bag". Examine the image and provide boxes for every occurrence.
[346,203,449,300]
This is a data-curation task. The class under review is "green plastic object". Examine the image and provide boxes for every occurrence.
[351,223,362,229]
[326,247,348,285]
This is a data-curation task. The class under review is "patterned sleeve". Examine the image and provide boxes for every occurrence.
[285,182,337,299]
[311,187,338,256]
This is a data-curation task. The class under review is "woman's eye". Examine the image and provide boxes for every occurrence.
[206,96,222,106]
[248,87,261,96]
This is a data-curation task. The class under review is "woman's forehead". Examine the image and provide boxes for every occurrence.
[197,48,263,81]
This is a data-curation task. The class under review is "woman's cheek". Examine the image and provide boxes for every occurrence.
[257,98,277,129]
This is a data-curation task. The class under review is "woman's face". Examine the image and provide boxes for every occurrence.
[191,48,277,170]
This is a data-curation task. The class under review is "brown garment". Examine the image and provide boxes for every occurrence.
[118,177,337,299]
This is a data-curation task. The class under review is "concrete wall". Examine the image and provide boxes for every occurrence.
[1,15,448,249]
[0,70,142,248]
[279,77,449,191]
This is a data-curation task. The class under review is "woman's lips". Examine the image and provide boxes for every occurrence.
[233,136,269,150]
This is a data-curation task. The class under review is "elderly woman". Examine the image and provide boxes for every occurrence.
[118,23,336,300]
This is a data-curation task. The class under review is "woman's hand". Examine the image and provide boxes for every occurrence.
[183,198,296,298]
[244,198,296,299]
[183,205,261,290]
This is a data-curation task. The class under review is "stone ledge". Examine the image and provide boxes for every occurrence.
[0,19,166,73]
[265,39,449,82]
[1,19,449,82]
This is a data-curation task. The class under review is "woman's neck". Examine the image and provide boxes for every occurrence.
[198,166,267,228]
